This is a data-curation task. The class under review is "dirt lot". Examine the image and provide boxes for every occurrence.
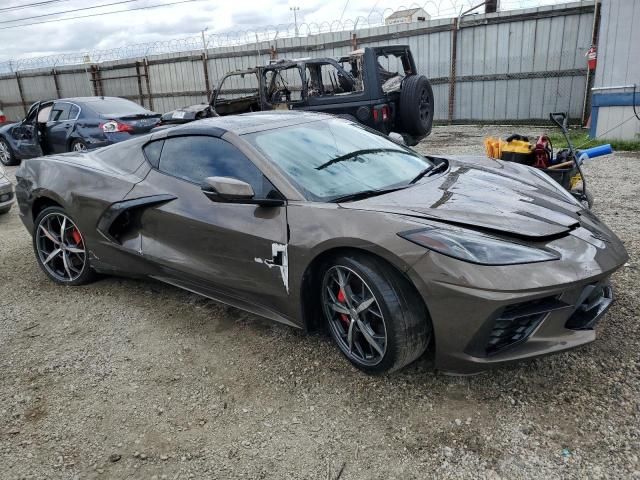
[1,125,638,480]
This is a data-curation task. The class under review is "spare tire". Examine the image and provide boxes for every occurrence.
[398,75,434,137]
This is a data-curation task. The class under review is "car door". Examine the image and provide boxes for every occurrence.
[129,134,291,314]
[46,101,79,153]
[11,102,44,159]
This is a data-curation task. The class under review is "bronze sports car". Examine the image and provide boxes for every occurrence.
[15,112,628,374]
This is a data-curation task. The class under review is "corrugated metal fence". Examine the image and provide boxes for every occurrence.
[0,1,595,124]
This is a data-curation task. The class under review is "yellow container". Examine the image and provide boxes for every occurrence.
[502,139,533,154]
[484,137,504,159]
[500,139,534,165]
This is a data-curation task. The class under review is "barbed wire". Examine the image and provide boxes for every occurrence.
[0,0,573,74]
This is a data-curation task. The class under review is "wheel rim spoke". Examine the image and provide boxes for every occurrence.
[39,225,60,245]
[43,248,61,265]
[347,320,355,353]
[356,297,375,314]
[356,318,385,357]
[60,217,67,239]
[61,251,72,279]
[64,245,85,254]
[326,300,349,315]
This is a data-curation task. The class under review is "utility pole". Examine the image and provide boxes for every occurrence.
[290,6,300,37]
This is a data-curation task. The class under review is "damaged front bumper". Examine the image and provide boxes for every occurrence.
[406,224,628,374]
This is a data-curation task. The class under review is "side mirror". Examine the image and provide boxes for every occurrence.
[202,176,255,202]
[201,176,285,207]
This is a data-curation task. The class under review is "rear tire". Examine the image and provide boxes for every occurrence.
[0,205,11,215]
[70,140,87,153]
[33,206,96,285]
[0,137,17,166]
[321,252,431,374]
[399,75,434,137]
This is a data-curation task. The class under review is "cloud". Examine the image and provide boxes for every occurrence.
[0,0,560,63]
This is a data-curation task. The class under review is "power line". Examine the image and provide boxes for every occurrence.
[0,0,207,31]
[0,0,147,25]
[0,0,72,13]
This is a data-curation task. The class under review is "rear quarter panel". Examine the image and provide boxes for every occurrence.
[15,153,147,272]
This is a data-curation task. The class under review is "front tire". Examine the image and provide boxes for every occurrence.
[0,205,11,215]
[0,137,17,166]
[33,206,96,285]
[321,253,431,374]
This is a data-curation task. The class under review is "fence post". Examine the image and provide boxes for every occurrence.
[202,52,211,101]
[351,33,357,50]
[90,65,102,96]
[582,0,601,127]
[15,72,27,117]
[143,58,154,111]
[52,69,62,99]
[135,61,145,107]
[447,18,458,124]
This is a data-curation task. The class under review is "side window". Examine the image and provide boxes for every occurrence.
[264,67,304,103]
[158,136,273,198]
[49,102,72,122]
[143,139,164,168]
[68,104,80,120]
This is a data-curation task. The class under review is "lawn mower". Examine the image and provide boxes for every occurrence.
[484,112,613,209]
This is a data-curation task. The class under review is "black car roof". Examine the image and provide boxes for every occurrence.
[158,111,329,138]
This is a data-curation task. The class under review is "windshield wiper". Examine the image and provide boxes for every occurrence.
[409,166,434,184]
[316,148,414,171]
[329,186,407,203]
[426,159,449,176]
[409,159,449,184]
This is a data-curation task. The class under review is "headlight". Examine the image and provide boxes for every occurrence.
[398,227,559,265]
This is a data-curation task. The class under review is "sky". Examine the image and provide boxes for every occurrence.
[0,0,564,64]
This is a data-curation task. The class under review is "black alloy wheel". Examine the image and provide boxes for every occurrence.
[321,253,431,374]
[33,206,95,285]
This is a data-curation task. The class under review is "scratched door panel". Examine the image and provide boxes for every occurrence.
[128,169,290,309]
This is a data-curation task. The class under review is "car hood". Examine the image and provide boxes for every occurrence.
[339,156,583,239]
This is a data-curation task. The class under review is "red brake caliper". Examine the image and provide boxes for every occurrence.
[337,288,350,327]
[71,228,82,246]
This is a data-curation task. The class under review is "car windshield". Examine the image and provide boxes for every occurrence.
[85,98,150,116]
[245,119,433,202]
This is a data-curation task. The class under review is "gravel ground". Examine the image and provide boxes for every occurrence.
[0,125,638,480]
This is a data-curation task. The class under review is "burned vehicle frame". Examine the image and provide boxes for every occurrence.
[159,46,434,146]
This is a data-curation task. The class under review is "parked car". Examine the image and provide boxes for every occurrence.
[159,46,434,146]
[0,108,8,125]
[0,164,14,215]
[15,112,628,374]
[0,97,160,166]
